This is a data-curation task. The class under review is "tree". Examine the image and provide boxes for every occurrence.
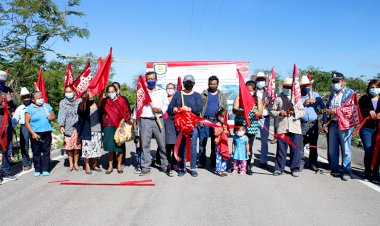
[0,0,89,92]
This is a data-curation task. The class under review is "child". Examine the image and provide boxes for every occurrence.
[214,109,230,176]
[232,126,250,175]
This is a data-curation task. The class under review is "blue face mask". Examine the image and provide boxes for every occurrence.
[301,87,310,94]
[256,81,266,89]
[146,80,156,89]
[65,92,75,100]
[36,98,44,106]
[369,88,380,96]
[332,83,342,92]
[107,92,116,100]
[282,88,291,96]
[0,82,5,90]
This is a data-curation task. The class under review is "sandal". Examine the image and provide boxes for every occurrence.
[215,172,224,177]
[105,169,113,174]
[93,167,102,172]
[85,170,92,175]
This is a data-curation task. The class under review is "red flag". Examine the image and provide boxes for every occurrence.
[335,92,363,130]
[267,66,276,104]
[177,76,183,91]
[238,69,255,126]
[89,48,112,95]
[217,112,230,160]
[72,61,92,98]
[36,67,48,103]
[307,71,312,81]
[136,75,152,119]
[0,98,9,152]
[64,63,74,87]
[291,64,301,105]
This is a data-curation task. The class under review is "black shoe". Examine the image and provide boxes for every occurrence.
[3,174,18,181]
[331,171,341,177]
[190,170,198,177]
[310,165,319,172]
[259,163,269,170]
[166,170,174,177]
[139,168,150,176]
[247,168,253,176]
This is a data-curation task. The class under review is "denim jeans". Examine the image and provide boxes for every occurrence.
[198,121,216,166]
[328,121,352,174]
[179,127,199,169]
[359,127,376,178]
[275,133,302,172]
[259,118,270,164]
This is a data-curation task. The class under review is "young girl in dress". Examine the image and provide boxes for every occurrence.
[214,109,230,176]
[232,126,250,175]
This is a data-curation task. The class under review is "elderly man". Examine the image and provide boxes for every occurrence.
[138,71,172,177]
[270,78,304,177]
[323,72,354,181]
[300,75,325,171]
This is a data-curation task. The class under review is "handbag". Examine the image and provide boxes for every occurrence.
[114,123,135,145]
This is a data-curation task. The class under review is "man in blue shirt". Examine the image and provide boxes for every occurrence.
[300,75,325,172]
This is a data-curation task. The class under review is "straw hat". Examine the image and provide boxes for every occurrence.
[20,87,30,96]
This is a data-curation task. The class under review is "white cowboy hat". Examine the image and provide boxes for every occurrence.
[0,70,7,81]
[251,71,268,84]
[299,75,312,85]
[283,77,293,86]
[20,87,30,96]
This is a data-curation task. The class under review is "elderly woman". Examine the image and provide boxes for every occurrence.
[77,91,102,175]
[25,91,56,177]
[59,86,82,172]
[99,84,131,174]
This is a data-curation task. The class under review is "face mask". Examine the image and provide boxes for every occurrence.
[23,99,31,106]
[166,88,175,96]
[332,83,342,92]
[301,87,310,94]
[36,98,44,106]
[256,81,265,89]
[208,85,218,92]
[107,92,116,100]
[369,88,380,96]
[184,82,194,91]
[0,82,4,90]
[236,131,245,137]
[65,92,75,100]
[282,88,291,96]
[146,80,156,89]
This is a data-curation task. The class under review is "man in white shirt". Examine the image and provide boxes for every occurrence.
[12,87,32,171]
[138,72,172,177]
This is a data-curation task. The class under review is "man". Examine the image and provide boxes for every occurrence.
[299,76,325,172]
[253,71,271,170]
[138,71,172,177]
[0,70,18,184]
[323,72,354,181]
[12,87,33,171]
[270,78,304,177]
[198,75,228,168]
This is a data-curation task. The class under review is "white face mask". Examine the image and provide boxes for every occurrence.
[236,130,245,137]
[166,88,175,96]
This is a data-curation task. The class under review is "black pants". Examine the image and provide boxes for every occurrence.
[302,121,319,167]
[20,125,32,167]
[156,144,177,169]
[31,132,51,173]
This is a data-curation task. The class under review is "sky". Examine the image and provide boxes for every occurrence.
[50,0,380,85]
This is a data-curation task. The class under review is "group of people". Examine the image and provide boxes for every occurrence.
[1,69,380,184]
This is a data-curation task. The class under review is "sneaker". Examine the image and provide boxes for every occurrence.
[259,163,269,170]
[341,174,351,181]
[133,167,142,174]
[190,170,198,177]
[273,170,283,176]
[330,171,341,177]
[34,172,41,177]
[3,174,18,181]
[178,170,186,177]
[291,170,300,177]
[42,171,50,176]
[165,170,174,177]
[310,165,319,172]
[139,168,150,176]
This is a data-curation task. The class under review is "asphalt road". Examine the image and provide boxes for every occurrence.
[1,138,379,226]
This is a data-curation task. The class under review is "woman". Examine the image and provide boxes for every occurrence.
[77,91,102,174]
[162,83,177,170]
[359,79,380,182]
[25,91,56,177]
[59,86,82,172]
[99,84,131,174]
[233,80,263,175]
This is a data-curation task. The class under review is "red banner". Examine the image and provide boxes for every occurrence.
[291,64,301,105]
[64,63,74,87]
[238,69,255,126]
[336,92,362,130]
[89,48,112,95]
[267,66,276,104]
[36,67,48,103]
[0,98,9,152]
[136,75,152,119]
[72,61,92,98]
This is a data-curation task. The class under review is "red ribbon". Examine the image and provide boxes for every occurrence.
[52,179,155,186]
[352,116,371,137]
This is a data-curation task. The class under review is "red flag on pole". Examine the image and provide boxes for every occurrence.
[136,75,152,119]
[0,98,9,152]
[72,61,92,98]
[267,66,276,104]
[335,92,363,130]
[291,64,301,105]
[89,48,112,95]
[36,67,48,103]
[177,76,183,91]
[238,69,255,126]
[307,71,312,81]
[64,63,74,87]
